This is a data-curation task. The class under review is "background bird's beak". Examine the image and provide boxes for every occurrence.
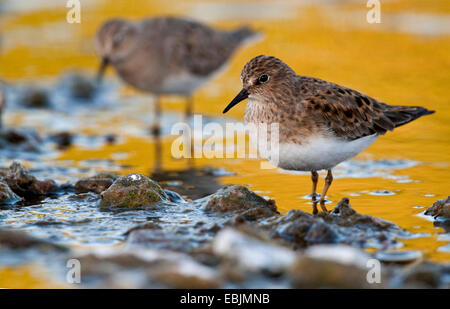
[96,57,109,85]
[223,88,248,113]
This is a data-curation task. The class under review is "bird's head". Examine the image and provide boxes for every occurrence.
[95,19,139,84]
[223,55,296,113]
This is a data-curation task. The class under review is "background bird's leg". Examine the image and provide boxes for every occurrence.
[311,170,319,214]
[319,169,333,212]
[152,96,162,173]
[185,95,194,169]
[185,95,193,122]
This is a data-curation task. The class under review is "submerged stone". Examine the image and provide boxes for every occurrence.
[265,198,406,249]
[0,180,21,204]
[20,87,50,108]
[212,228,297,275]
[0,230,67,251]
[195,185,279,219]
[75,172,118,194]
[0,127,42,152]
[100,173,168,208]
[3,162,57,197]
[63,73,97,100]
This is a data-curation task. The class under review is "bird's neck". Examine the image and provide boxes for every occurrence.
[244,95,279,124]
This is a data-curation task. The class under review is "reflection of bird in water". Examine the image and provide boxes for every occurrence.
[95,17,259,172]
[224,55,435,214]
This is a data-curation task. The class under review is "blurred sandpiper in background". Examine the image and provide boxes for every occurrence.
[0,0,448,289]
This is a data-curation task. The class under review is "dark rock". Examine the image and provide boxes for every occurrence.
[100,173,168,208]
[264,198,406,249]
[0,230,67,251]
[0,180,21,204]
[163,189,185,203]
[424,196,450,219]
[290,256,380,288]
[126,228,194,252]
[322,198,395,229]
[211,228,297,275]
[75,173,117,194]
[195,185,279,218]
[392,262,450,288]
[0,127,42,152]
[105,134,117,144]
[76,248,221,288]
[21,87,50,108]
[124,222,162,236]
[50,131,73,150]
[4,162,57,197]
[64,73,96,100]
[304,221,338,244]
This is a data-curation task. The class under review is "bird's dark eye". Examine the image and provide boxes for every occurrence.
[258,74,269,83]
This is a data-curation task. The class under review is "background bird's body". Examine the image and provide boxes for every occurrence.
[96,17,257,96]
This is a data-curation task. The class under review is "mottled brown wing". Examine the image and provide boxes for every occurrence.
[142,18,241,76]
[297,77,400,140]
[298,77,434,140]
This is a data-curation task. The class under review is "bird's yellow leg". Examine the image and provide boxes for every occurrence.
[319,169,333,212]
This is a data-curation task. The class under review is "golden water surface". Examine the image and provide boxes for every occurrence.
[0,0,449,287]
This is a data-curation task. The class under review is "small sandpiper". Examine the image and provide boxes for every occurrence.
[95,16,258,125]
[223,55,434,214]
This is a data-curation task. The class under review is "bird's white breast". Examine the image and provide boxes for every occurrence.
[251,133,378,171]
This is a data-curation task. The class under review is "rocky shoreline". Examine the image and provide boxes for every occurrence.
[0,161,448,288]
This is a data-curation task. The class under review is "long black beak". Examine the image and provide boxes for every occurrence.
[96,57,109,85]
[223,88,248,114]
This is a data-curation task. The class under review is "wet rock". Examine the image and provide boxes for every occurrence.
[63,73,96,100]
[124,222,162,236]
[304,244,372,268]
[163,189,185,203]
[269,210,334,248]
[212,228,297,275]
[0,127,42,152]
[3,162,57,197]
[424,196,450,219]
[326,197,394,229]
[0,180,21,204]
[104,133,117,144]
[290,244,386,289]
[75,172,117,194]
[76,247,221,288]
[304,221,338,244]
[391,262,450,288]
[100,173,169,208]
[49,131,73,150]
[265,198,406,249]
[20,87,50,108]
[0,230,66,251]
[290,255,382,288]
[195,185,279,219]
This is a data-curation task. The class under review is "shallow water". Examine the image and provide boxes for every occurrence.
[0,0,449,287]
